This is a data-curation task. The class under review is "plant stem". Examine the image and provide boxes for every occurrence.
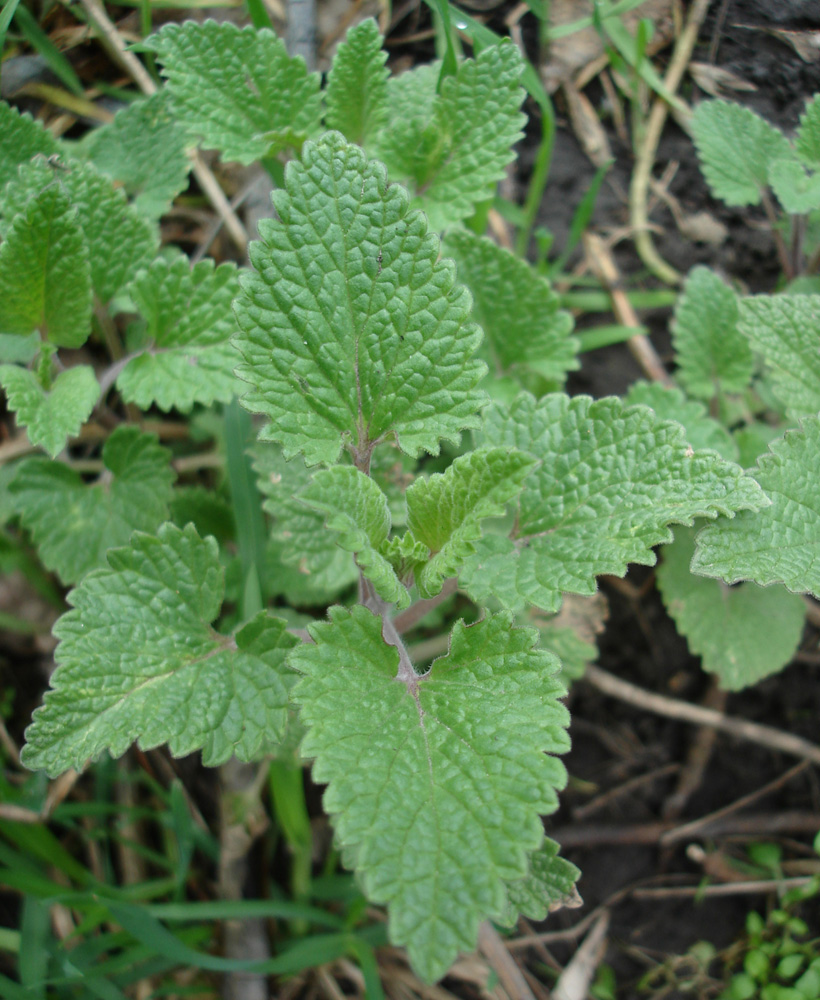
[392,578,458,634]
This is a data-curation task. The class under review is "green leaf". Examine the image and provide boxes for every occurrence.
[405,447,538,598]
[443,228,578,384]
[291,606,570,982]
[692,417,820,597]
[0,102,59,192]
[658,527,805,690]
[529,592,608,686]
[670,267,752,400]
[234,132,487,466]
[0,184,91,347]
[10,427,176,585]
[251,444,358,599]
[149,20,322,163]
[373,43,526,230]
[2,158,158,304]
[769,156,820,215]
[795,94,820,167]
[737,294,820,421]
[325,19,389,147]
[22,523,299,776]
[691,99,791,207]
[625,382,738,461]
[460,393,769,613]
[298,466,408,608]
[118,255,241,412]
[498,838,580,927]
[0,364,99,457]
[84,92,192,219]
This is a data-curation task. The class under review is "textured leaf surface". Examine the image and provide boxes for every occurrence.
[0,364,99,457]
[85,92,191,219]
[325,19,388,146]
[498,839,580,927]
[460,393,768,613]
[625,382,737,461]
[692,99,791,206]
[298,466,408,607]
[670,266,752,400]
[234,132,486,465]
[0,102,59,191]
[118,255,241,411]
[11,427,175,584]
[796,94,820,167]
[0,184,91,347]
[2,158,158,303]
[443,229,578,383]
[406,447,537,598]
[150,20,322,163]
[252,444,358,599]
[373,44,525,230]
[658,527,805,690]
[22,523,298,775]
[692,418,820,596]
[769,156,820,214]
[291,606,570,982]
[737,294,820,421]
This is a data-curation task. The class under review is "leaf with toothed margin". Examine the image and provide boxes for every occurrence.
[290,605,571,983]
[796,94,820,167]
[625,381,737,461]
[405,447,538,598]
[692,416,820,598]
[497,839,581,928]
[298,466,409,608]
[325,19,389,147]
[0,102,60,193]
[21,523,298,776]
[233,132,487,466]
[460,392,769,613]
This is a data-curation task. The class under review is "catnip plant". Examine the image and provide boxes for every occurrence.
[2,17,820,983]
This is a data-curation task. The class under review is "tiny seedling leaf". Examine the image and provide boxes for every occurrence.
[325,19,389,147]
[234,132,486,465]
[290,605,570,982]
[22,522,299,775]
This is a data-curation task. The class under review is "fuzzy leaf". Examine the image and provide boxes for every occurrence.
[670,266,752,400]
[498,839,581,927]
[0,364,99,457]
[692,417,820,597]
[737,294,820,421]
[2,158,158,304]
[291,606,570,982]
[0,102,59,192]
[325,19,389,146]
[443,229,578,383]
[373,44,526,230]
[691,99,791,206]
[461,393,768,613]
[11,427,175,585]
[658,527,805,690]
[0,184,92,347]
[149,20,322,164]
[796,94,820,167]
[22,523,298,776]
[118,255,241,412]
[769,156,820,215]
[234,132,486,465]
[406,447,538,598]
[298,466,408,607]
[252,444,358,599]
[625,382,737,461]
[84,92,192,219]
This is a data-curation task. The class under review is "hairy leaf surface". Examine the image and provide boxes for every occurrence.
[325,19,389,146]
[0,364,99,457]
[118,255,241,411]
[443,229,578,383]
[692,99,791,206]
[22,523,298,775]
[150,20,322,163]
[234,133,486,465]
[769,155,820,214]
[796,94,820,167]
[658,527,805,690]
[498,839,580,927]
[291,606,570,982]
[461,393,768,612]
[625,382,737,461]
[11,427,175,584]
[692,418,820,596]
[670,266,752,400]
[0,102,59,191]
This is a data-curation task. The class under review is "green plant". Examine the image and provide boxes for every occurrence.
[3,15,820,988]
